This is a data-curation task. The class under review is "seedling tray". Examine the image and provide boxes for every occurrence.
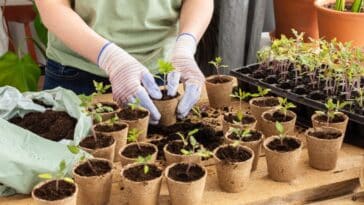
[231,63,364,148]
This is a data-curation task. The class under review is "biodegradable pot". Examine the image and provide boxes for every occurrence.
[73,158,113,205]
[261,109,297,138]
[305,127,344,170]
[32,180,78,205]
[274,0,318,41]
[213,145,254,193]
[315,0,364,47]
[118,108,150,141]
[165,163,207,205]
[153,94,179,126]
[93,122,129,162]
[121,163,163,205]
[224,130,264,171]
[119,142,158,166]
[80,135,116,162]
[205,75,234,109]
[222,112,257,134]
[263,136,303,182]
[249,97,280,131]
[311,112,349,138]
[91,102,120,122]
[163,141,201,165]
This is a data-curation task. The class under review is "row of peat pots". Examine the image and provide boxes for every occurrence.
[274,0,364,46]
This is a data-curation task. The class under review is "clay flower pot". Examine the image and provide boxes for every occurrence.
[118,108,150,141]
[93,122,129,162]
[305,127,344,170]
[165,163,207,205]
[315,0,364,47]
[153,93,179,126]
[32,180,78,205]
[121,163,163,205]
[90,102,120,122]
[224,130,264,171]
[73,158,113,205]
[119,142,158,166]
[79,135,116,162]
[249,97,280,130]
[222,112,257,134]
[205,75,234,109]
[274,0,318,41]
[263,136,303,182]
[311,112,349,138]
[213,145,254,193]
[163,141,201,165]
[261,109,297,138]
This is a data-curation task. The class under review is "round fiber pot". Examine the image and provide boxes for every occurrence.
[305,127,344,170]
[90,102,120,122]
[73,158,113,205]
[213,145,254,193]
[315,0,364,47]
[163,141,201,165]
[224,130,264,171]
[165,163,207,205]
[263,136,302,182]
[311,112,349,138]
[274,0,318,41]
[205,75,234,109]
[119,142,158,166]
[261,109,297,138]
[121,163,163,205]
[153,94,179,126]
[118,108,150,141]
[222,112,257,134]
[79,135,116,162]
[249,97,280,130]
[32,180,78,205]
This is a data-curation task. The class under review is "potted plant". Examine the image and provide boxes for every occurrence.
[121,155,163,205]
[79,131,116,161]
[261,97,297,138]
[93,115,129,162]
[305,127,344,170]
[153,60,180,126]
[32,160,78,205]
[315,0,364,46]
[119,128,158,166]
[263,122,302,182]
[224,128,264,171]
[213,143,254,193]
[189,105,223,131]
[205,57,234,109]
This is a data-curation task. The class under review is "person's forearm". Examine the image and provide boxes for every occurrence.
[179,0,214,41]
[35,0,107,64]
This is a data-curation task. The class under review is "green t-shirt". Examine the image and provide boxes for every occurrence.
[47,0,182,77]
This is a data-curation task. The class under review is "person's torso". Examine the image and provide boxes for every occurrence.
[47,0,182,76]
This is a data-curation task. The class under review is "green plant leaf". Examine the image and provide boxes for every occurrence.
[67,145,80,155]
[180,149,191,155]
[144,165,149,174]
[158,59,175,75]
[275,121,285,135]
[188,129,199,137]
[59,160,66,173]
[63,177,74,184]
[38,173,53,180]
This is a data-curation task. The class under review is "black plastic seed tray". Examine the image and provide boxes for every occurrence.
[231,63,364,148]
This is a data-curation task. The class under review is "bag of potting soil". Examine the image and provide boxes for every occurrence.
[0,86,92,196]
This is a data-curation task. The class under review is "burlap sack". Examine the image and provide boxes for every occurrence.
[311,112,349,139]
[205,75,234,109]
[119,142,158,166]
[261,109,296,138]
[153,96,179,126]
[249,97,279,130]
[222,113,257,134]
[163,142,201,165]
[213,145,254,193]
[119,108,150,141]
[32,180,78,205]
[305,127,344,170]
[263,136,302,182]
[73,159,113,205]
[80,136,116,162]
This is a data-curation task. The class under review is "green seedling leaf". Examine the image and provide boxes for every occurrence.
[144,165,150,174]
[188,129,199,137]
[128,128,143,143]
[128,98,142,111]
[275,121,285,135]
[232,141,241,147]
[63,177,74,184]
[38,173,53,180]
[181,149,192,155]
[59,160,66,173]
[189,136,198,147]
[158,59,175,75]
[67,145,80,155]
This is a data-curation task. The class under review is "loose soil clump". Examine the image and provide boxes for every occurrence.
[33,180,76,201]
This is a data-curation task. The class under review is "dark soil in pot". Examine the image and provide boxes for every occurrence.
[89,102,119,112]
[314,114,346,123]
[33,180,76,201]
[263,111,294,122]
[94,123,127,132]
[166,141,193,155]
[264,75,278,84]
[252,69,267,79]
[224,113,256,124]
[267,138,301,152]
[9,110,76,141]
[207,76,232,84]
[308,91,326,101]
[252,98,279,107]
[79,134,114,149]
[278,80,293,90]
[307,130,342,140]
[154,89,179,101]
[292,85,309,95]
[124,164,162,182]
[167,164,205,182]
[227,130,262,142]
[216,145,252,163]
[118,107,149,120]
[74,160,112,177]
[121,144,156,158]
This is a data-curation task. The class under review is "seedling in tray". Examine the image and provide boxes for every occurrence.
[230,128,252,142]
[38,160,74,191]
[315,98,351,124]
[135,155,153,174]
[209,56,229,82]
[251,86,271,98]
[93,80,111,96]
[155,59,176,95]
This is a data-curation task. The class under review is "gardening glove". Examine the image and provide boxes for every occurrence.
[170,33,205,118]
[98,43,162,124]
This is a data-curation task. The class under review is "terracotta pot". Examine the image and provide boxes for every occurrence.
[119,142,158,166]
[91,102,120,122]
[119,108,150,141]
[249,97,280,131]
[274,0,318,41]
[224,130,264,171]
[263,136,303,182]
[80,136,116,162]
[93,122,129,162]
[311,112,349,139]
[213,145,254,193]
[222,112,257,134]
[153,95,179,126]
[73,159,113,205]
[165,163,207,205]
[315,0,364,47]
[305,127,344,170]
[205,75,234,109]
[261,109,297,138]
[121,163,163,205]
[163,141,201,165]
[32,180,78,205]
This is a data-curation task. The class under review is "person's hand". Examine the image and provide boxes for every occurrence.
[98,43,162,124]
[168,33,205,118]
